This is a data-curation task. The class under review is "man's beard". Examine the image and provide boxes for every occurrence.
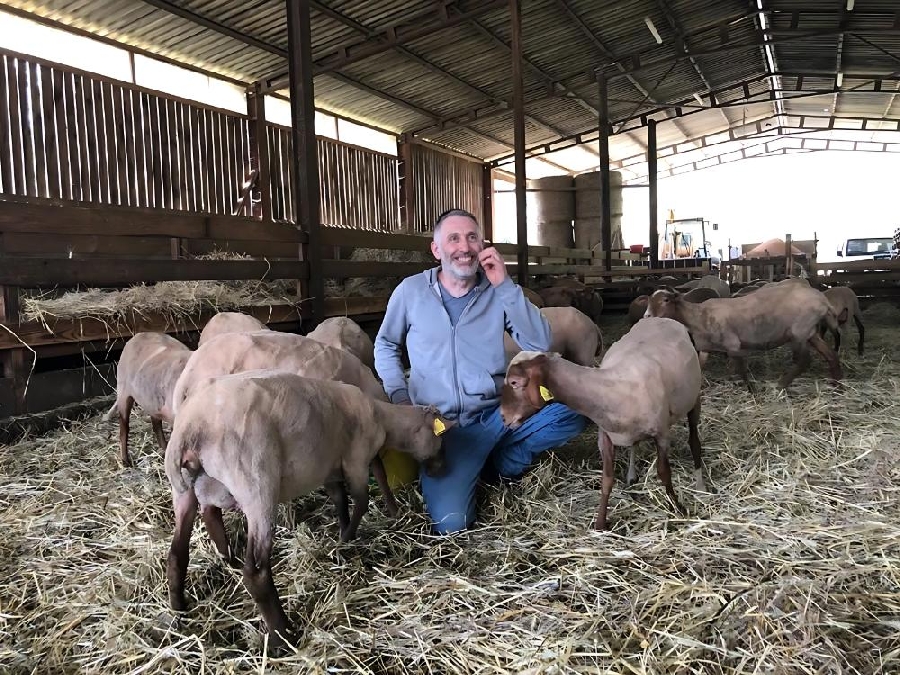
[443,254,479,280]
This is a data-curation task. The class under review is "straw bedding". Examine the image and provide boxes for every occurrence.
[1,306,899,674]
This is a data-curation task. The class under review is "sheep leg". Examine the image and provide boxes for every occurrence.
[167,488,199,612]
[201,505,237,567]
[625,447,638,487]
[592,432,616,531]
[370,455,400,517]
[854,314,865,356]
[808,333,843,383]
[655,436,687,516]
[323,480,350,539]
[731,356,753,393]
[118,396,135,467]
[687,402,706,492]
[242,514,291,649]
[831,327,841,352]
[341,466,371,543]
[151,417,167,452]
[777,343,811,390]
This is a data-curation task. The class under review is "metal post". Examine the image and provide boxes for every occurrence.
[247,83,272,222]
[286,0,324,324]
[510,0,528,286]
[597,72,612,273]
[648,118,658,268]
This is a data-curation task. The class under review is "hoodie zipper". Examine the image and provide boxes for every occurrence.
[432,275,483,420]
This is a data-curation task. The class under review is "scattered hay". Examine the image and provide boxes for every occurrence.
[1,316,899,673]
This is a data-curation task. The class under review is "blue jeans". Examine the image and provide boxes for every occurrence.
[419,403,588,534]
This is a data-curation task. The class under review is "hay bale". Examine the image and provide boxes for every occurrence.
[1,314,899,672]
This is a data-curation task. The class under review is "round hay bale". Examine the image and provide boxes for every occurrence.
[574,170,624,250]
[532,175,574,248]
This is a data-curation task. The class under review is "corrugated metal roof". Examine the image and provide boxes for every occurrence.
[3,0,898,177]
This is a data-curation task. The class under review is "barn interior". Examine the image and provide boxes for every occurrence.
[1,1,899,672]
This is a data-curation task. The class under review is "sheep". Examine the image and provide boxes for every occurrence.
[306,316,375,371]
[628,295,650,326]
[499,317,704,531]
[821,286,865,356]
[627,288,716,327]
[538,279,603,323]
[164,370,450,648]
[644,280,842,390]
[198,312,268,347]
[523,287,545,307]
[504,306,603,366]
[105,332,191,467]
[676,274,731,298]
[172,330,400,515]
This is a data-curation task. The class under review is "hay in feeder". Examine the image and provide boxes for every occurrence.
[1,310,898,673]
[20,250,301,327]
[325,246,434,299]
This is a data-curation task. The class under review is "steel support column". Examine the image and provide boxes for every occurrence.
[510,0,528,286]
[286,0,324,324]
[597,73,612,273]
[648,118,659,267]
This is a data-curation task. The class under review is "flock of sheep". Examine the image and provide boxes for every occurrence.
[104,273,865,648]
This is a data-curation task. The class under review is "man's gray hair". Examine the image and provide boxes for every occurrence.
[433,209,480,242]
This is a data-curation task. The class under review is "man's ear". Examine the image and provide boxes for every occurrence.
[430,240,441,261]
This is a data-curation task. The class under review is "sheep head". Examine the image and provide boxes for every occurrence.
[412,404,453,477]
[645,288,682,320]
[500,351,552,429]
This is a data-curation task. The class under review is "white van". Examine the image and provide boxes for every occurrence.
[836,237,893,261]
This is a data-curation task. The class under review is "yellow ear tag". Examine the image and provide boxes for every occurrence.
[539,386,554,402]
[433,418,447,436]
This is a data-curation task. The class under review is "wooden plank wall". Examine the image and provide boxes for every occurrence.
[0,50,250,214]
[408,142,483,233]
[267,125,399,231]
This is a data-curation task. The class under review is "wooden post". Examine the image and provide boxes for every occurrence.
[482,163,494,242]
[398,139,415,233]
[0,283,28,415]
[785,233,793,279]
[510,0,528,287]
[597,72,612,276]
[648,118,659,269]
[247,83,272,222]
[286,0,324,325]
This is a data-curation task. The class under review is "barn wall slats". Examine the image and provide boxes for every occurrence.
[409,142,483,233]
[0,48,489,234]
[266,124,400,231]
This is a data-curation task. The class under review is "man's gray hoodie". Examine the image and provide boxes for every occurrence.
[374,267,551,426]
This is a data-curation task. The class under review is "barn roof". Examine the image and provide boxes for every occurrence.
[4,0,899,182]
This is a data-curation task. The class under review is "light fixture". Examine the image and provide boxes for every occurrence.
[692,93,704,106]
[644,17,663,45]
[836,72,843,87]
[846,0,855,10]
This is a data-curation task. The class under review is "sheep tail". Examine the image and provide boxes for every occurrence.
[164,426,203,494]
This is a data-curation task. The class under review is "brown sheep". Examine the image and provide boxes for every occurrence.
[306,316,375,371]
[504,306,603,366]
[172,330,399,515]
[165,370,450,648]
[644,280,842,390]
[500,317,704,530]
[628,288,716,327]
[198,312,268,347]
[821,286,865,355]
[538,279,603,323]
[105,332,191,467]
[523,287,545,308]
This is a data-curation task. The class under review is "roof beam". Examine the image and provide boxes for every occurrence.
[653,0,731,129]
[553,0,665,150]
[263,0,508,91]
[310,0,599,160]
